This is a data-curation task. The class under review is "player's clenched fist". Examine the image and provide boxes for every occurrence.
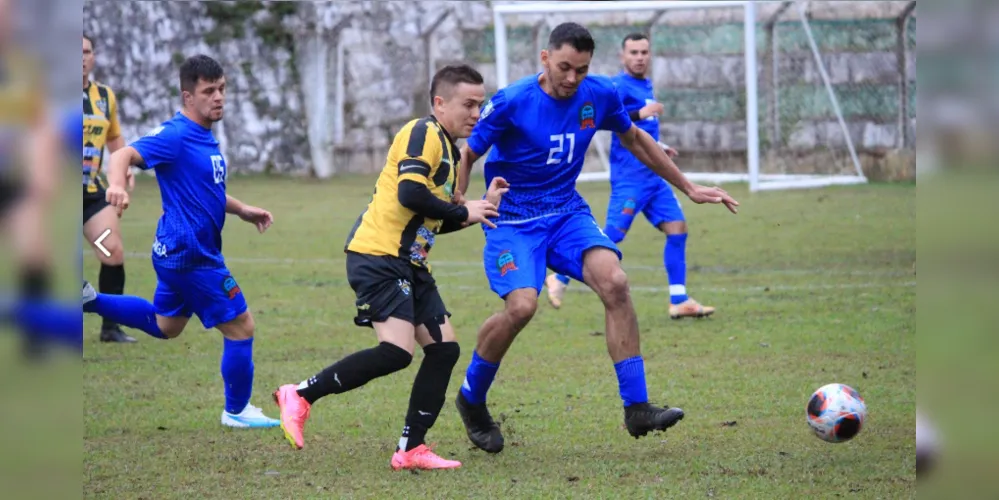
[463,200,499,229]
[685,184,739,214]
[105,185,130,216]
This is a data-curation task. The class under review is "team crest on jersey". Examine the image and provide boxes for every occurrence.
[222,276,241,299]
[622,198,636,216]
[95,99,108,115]
[481,100,495,120]
[579,102,596,129]
[497,250,518,276]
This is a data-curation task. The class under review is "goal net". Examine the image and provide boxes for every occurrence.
[491,1,874,192]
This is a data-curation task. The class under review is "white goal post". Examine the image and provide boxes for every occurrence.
[491,1,868,192]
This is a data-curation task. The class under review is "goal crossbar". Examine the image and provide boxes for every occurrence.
[491,1,868,192]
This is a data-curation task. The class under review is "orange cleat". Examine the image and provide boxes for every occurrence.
[390,444,462,471]
[272,384,311,449]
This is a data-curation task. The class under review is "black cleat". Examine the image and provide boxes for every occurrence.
[455,391,504,453]
[624,403,685,438]
[100,325,137,343]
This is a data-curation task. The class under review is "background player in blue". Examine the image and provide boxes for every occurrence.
[83,55,280,429]
[452,23,739,453]
[546,32,715,319]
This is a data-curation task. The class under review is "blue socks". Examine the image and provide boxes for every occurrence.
[14,299,83,352]
[83,293,166,339]
[664,233,688,305]
[460,351,500,405]
[221,337,255,414]
[614,356,649,407]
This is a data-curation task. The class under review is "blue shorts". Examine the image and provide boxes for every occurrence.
[483,211,622,298]
[153,264,248,329]
[606,181,685,236]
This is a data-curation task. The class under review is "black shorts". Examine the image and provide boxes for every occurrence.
[345,251,450,329]
[83,185,110,224]
[0,177,23,217]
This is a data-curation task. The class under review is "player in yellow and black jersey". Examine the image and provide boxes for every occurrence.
[83,34,135,343]
[272,65,508,470]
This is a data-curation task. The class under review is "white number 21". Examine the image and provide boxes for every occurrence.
[547,133,575,165]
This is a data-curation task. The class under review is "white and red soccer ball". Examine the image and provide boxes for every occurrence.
[806,383,868,443]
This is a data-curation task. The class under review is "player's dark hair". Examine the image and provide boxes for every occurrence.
[621,32,649,48]
[83,34,95,51]
[179,55,225,93]
[429,64,484,104]
[548,22,595,54]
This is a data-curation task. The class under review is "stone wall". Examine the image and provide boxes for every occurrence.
[84,0,916,180]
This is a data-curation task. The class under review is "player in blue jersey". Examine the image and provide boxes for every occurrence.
[546,32,715,319]
[452,23,739,453]
[82,55,280,429]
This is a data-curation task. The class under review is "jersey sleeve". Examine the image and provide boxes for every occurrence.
[131,123,180,171]
[106,87,121,140]
[465,89,511,157]
[396,120,444,185]
[596,78,633,134]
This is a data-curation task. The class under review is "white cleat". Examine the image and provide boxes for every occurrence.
[221,403,281,429]
[82,281,97,306]
[544,274,566,309]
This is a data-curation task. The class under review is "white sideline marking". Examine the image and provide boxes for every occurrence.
[123,252,913,277]
[122,252,914,295]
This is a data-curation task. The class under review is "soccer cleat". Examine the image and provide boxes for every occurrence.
[100,325,137,343]
[624,402,685,438]
[221,403,281,429]
[455,391,504,453]
[390,444,462,470]
[272,384,311,449]
[82,281,96,306]
[669,298,715,319]
[544,274,566,309]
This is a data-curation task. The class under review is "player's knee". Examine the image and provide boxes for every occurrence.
[101,243,125,266]
[424,341,460,369]
[157,317,185,339]
[377,341,413,372]
[504,293,537,327]
[219,311,255,340]
[661,221,688,235]
[597,267,631,307]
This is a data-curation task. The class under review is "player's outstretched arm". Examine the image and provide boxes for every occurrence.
[616,125,739,214]
[225,194,273,234]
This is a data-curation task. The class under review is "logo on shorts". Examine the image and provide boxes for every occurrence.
[622,198,636,216]
[497,250,518,276]
[579,102,596,130]
[398,279,411,296]
[222,276,241,299]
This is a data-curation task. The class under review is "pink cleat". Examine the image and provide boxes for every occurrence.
[272,384,311,449]
[390,444,462,471]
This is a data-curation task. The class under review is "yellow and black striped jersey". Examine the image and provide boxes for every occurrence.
[0,49,44,173]
[83,79,121,193]
[345,116,459,270]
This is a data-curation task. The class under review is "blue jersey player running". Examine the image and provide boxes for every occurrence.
[546,32,715,319]
[453,23,739,453]
[82,55,280,429]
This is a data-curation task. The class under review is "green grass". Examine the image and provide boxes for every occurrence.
[83,175,915,498]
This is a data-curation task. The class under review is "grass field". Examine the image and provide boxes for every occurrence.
[83,175,916,498]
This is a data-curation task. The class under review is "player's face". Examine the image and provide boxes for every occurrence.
[621,39,650,78]
[185,77,227,123]
[541,45,592,99]
[435,82,486,139]
[83,38,95,78]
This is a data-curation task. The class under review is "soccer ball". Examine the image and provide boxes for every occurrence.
[806,383,867,443]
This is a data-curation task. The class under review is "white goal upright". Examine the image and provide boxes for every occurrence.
[491,1,868,192]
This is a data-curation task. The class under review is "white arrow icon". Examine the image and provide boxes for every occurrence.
[94,229,112,257]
